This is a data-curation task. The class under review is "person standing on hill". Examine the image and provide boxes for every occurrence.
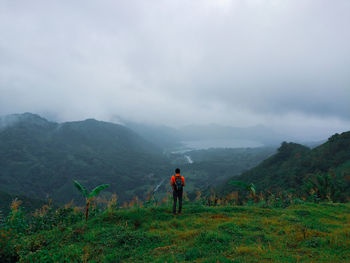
[170,168,185,215]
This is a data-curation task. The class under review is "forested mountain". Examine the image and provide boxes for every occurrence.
[2,112,348,209]
[220,131,350,202]
[0,113,170,206]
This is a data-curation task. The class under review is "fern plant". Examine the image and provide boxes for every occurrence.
[73,180,109,222]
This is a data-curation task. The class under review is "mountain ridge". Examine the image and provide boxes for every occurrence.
[219,131,350,202]
[0,113,169,206]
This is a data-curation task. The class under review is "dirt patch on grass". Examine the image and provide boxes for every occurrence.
[210,214,230,220]
[152,245,176,255]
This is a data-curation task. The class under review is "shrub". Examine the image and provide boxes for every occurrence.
[0,199,28,263]
[29,207,82,233]
[3,199,28,235]
[0,229,19,263]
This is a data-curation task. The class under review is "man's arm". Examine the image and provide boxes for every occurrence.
[182,176,185,187]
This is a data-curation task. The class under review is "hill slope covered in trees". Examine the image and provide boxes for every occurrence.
[220,131,350,202]
[0,113,169,205]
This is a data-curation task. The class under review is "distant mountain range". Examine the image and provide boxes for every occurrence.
[1,112,347,212]
[0,113,169,206]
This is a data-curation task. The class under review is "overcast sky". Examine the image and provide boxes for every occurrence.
[0,0,349,140]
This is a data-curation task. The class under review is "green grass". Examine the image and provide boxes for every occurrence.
[1,203,350,262]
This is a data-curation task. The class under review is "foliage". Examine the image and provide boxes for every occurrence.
[89,184,110,198]
[2,199,28,235]
[230,181,257,203]
[230,181,256,195]
[73,180,88,198]
[0,199,28,263]
[73,180,109,222]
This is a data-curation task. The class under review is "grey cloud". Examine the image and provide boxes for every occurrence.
[0,0,349,140]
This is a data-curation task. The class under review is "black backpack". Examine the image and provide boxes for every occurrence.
[174,175,183,191]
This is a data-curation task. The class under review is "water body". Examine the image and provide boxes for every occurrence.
[181,139,263,150]
[184,155,193,164]
[153,178,165,193]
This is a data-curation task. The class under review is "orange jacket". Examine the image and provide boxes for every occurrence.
[170,174,185,190]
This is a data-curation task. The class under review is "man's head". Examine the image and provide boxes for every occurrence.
[175,168,180,174]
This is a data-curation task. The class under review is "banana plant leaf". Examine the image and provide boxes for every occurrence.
[88,184,110,198]
[74,180,88,198]
[230,181,256,195]
[248,183,256,195]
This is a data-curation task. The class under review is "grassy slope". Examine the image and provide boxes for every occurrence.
[13,203,350,263]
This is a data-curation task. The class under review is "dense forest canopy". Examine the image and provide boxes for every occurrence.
[0,113,169,205]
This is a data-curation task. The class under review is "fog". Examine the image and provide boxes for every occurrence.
[0,0,349,141]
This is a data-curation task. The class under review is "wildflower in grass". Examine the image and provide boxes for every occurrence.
[195,190,202,201]
[73,206,83,215]
[10,198,22,221]
[107,193,118,210]
[259,192,264,202]
[4,199,28,235]
[64,201,74,209]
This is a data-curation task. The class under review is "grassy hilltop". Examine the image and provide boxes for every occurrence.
[1,202,349,262]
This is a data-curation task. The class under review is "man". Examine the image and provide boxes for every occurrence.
[170,168,185,215]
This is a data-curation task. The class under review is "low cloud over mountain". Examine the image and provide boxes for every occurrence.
[1,0,349,141]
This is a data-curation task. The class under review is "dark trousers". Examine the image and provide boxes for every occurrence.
[173,190,183,214]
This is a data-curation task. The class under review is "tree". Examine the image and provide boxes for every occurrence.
[303,172,344,202]
[73,180,109,222]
